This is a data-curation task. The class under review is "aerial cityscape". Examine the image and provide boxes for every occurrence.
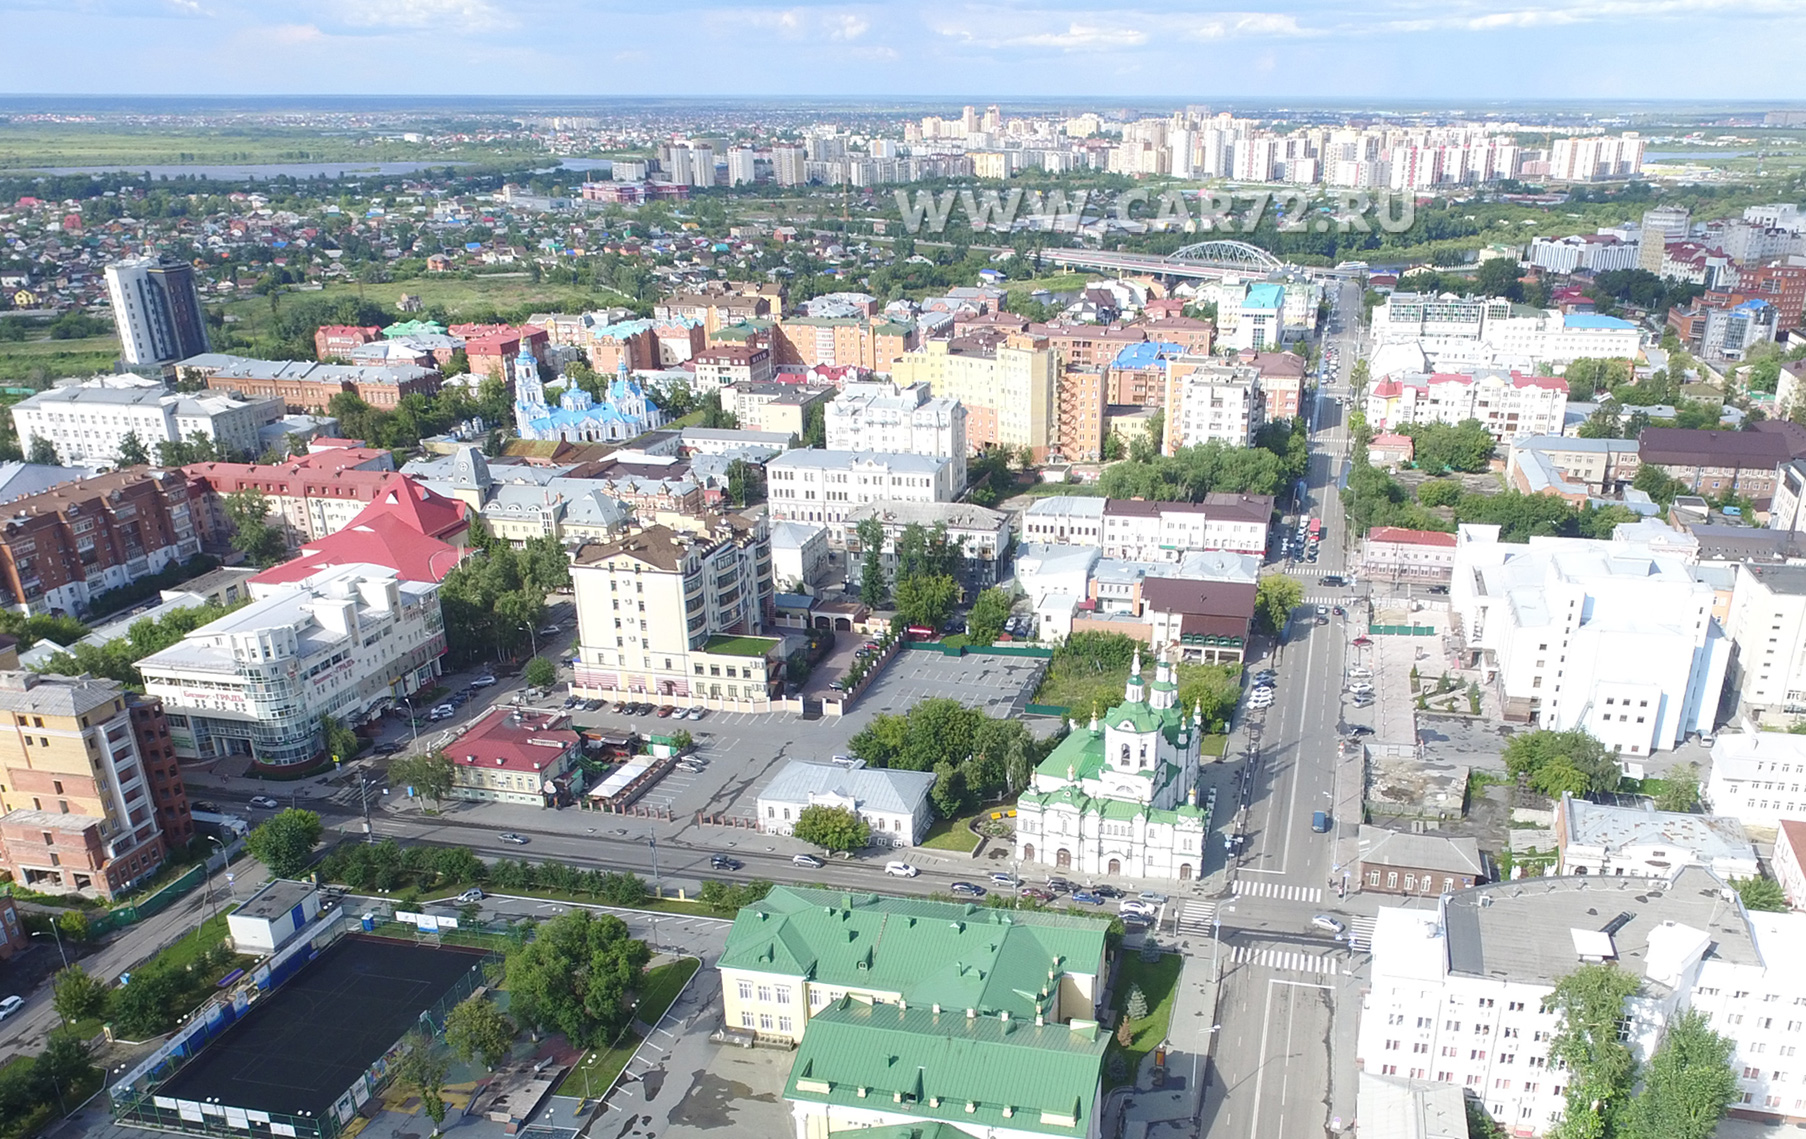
[6,18,1806,1139]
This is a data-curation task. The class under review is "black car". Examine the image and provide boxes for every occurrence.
[950,881,988,898]
[1090,884,1123,899]
[1322,575,1344,587]
[1347,724,1375,737]
[710,855,743,871]
[193,800,221,814]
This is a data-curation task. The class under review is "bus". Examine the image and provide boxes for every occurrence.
[1308,517,1322,542]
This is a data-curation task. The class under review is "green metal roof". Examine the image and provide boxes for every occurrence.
[785,999,1107,1137]
[719,886,1109,1020]
[1035,730,1106,781]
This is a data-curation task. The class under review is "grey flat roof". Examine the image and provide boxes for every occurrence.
[233,879,318,922]
[1442,866,1759,991]
[759,759,936,816]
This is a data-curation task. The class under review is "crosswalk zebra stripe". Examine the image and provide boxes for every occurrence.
[1230,880,1324,904]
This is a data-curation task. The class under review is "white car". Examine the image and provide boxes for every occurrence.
[1347,682,1374,695]
[1311,914,1347,935]
[884,861,919,878]
[248,795,280,810]
[1119,899,1158,918]
[1247,692,1275,708]
[456,888,485,904]
[0,996,21,1021]
[470,675,497,688]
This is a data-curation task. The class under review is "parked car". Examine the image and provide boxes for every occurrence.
[1311,914,1347,935]
[538,625,562,637]
[470,675,497,688]
[1091,884,1123,899]
[1070,890,1105,906]
[676,762,705,774]
[989,872,1019,888]
[1120,912,1153,931]
[884,861,919,878]
[1348,724,1375,737]
[430,704,455,720]
[456,888,485,904]
[710,855,743,871]
[1138,891,1170,905]
[1045,876,1074,893]
[685,706,705,720]
[1119,900,1158,918]
[0,996,22,1021]
[498,832,529,845]
[586,699,606,712]
[792,853,825,869]
[1019,887,1053,903]
[656,705,675,718]
[949,881,987,898]
[830,754,858,767]
[248,795,280,810]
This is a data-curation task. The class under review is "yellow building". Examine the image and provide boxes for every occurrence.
[891,334,1058,460]
[716,884,1108,1046]
[0,672,167,897]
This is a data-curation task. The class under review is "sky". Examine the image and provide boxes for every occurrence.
[3,0,1806,100]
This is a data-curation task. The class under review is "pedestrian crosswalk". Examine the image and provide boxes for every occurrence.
[1233,880,1324,904]
[1177,901,1215,935]
[1231,945,1341,976]
[1348,914,1378,952]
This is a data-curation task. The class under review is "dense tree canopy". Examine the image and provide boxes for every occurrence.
[504,909,651,1048]
[849,698,1053,816]
[1504,730,1621,797]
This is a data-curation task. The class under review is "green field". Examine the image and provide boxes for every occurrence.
[0,125,543,171]
[635,957,700,1025]
[920,812,983,853]
[0,334,120,383]
[221,276,630,348]
[1107,951,1183,1089]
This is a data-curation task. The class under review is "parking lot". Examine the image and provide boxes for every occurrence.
[855,647,1049,720]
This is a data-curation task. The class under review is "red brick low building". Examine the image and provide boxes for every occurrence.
[313,324,381,360]
[1357,826,1485,896]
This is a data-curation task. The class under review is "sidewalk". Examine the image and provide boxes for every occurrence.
[1121,949,1221,1138]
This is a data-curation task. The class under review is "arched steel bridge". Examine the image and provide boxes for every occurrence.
[1043,240,1289,279]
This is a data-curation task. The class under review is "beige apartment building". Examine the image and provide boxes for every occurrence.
[891,333,1058,459]
[0,673,170,898]
[569,517,781,712]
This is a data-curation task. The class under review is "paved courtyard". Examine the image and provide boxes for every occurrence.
[855,647,1050,721]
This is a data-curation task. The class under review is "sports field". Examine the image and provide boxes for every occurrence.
[154,936,486,1118]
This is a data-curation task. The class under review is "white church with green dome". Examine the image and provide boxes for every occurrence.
[1012,649,1213,881]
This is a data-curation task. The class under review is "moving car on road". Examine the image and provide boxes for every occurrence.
[792,853,825,869]
[498,832,529,845]
[949,881,987,898]
[884,861,919,877]
[1311,914,1346,935]
[710,855,743,871]
[248,795,280,810]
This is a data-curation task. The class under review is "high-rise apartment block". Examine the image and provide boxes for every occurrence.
[824,381,968,486]
[0,468,203,616]
[890,333,1058,459]
[106,255,211,368]
[0,673,179,898]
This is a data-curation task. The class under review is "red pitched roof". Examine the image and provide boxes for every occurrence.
[451,709,580,774]
[351,472,468,542]
[250,512,469,587]
[1369,527,1457,547]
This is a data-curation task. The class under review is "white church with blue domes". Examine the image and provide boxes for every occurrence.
[513,348,666,443]
[1012,649,1213,881]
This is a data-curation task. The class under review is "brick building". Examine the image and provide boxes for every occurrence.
[0,468,204,616]
[1056,365,1107,461]
[313,325,382,360]
[464,325,551,383]
[180,355,440,412]
[1638,427,1793,500]
[131,695,193,850]
[1355,826,1485,896]
[772,317,918,371]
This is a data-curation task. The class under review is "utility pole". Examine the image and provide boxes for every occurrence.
[361,777,374,843]
[647,836,662,952]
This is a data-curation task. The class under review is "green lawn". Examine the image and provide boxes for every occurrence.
[0,334,119,382]
[548,1032,640,1100]
[635,957,700,1026]
[222,276,634,346]
[1199,734,1227,757]
[701,634,780,657]
[156,913,231,973]
[920,813,982,853]
[1107,952,1184,1090]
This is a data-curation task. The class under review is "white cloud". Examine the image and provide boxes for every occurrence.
[332,0,508,32]
[1006,21,1149,49]
[710,6,876,41]
[1184,12,1313,39]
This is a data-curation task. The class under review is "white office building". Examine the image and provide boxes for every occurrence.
[1723,563,1806,724]
[140,563,445,768]
[766,450,959,527]
[1364,369,1569,445]
[1372,294,1641,371]
[12,384,284,466]
[825,381,968,488]
[1451,525,1729,755]
[1554,792,1759,881]
[1358,868,1757,1137]
[1163,359,1263,451]
[1704,731,1806,829]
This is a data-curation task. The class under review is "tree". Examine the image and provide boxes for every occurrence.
[443,994,517,1070]
[1732,875,1787,912]
[1548,963,1641,1139]
[395,1030,449,1132]
[1417,479,1462,508]
[390,750,456,806]
[525,656,557,689]
[117,431,150,467]
[1503,729,1620,798]
[51,965,108,1024]
[930,759,967,818]
[1125,984,1149,1020]
[792,804,871,851]
[1467,1098,1505,1139]
[504,909,651,1048]
[893,573,958,631]
[1255,574,1303,635]
[1632,464,1686,508]
[1475,256,1526,301]
[856,516,889,606]
[224,488,285,567]
[968,587,1014,645]
[322,714,360,767]
[245,808,323,878]
[1654,762,1700,813]
[1623,1010,1737,1139]
[26,436,56,466]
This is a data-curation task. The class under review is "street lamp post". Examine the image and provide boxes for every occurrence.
[32,925,67,969]
[1209,904,1235,984]
[647,836,662,952]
